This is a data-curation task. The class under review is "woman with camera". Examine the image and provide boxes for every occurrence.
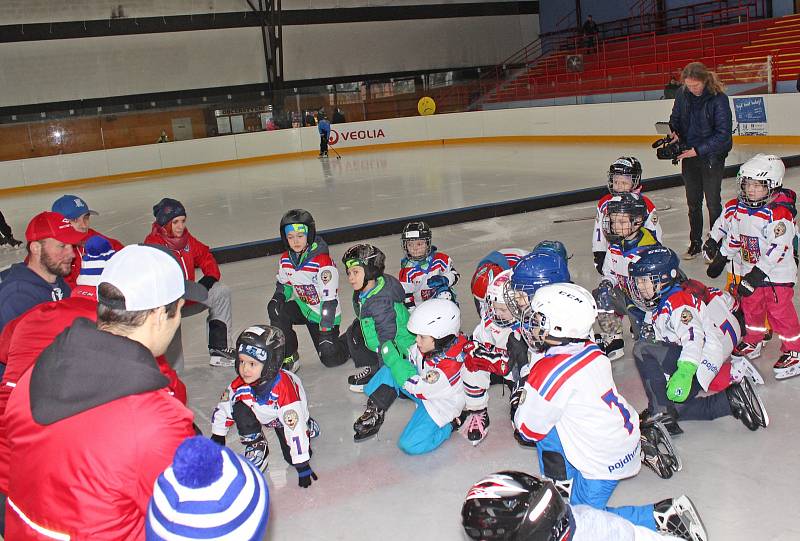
[668,61,733,259]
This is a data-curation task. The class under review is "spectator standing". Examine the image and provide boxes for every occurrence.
[582,15,599,52]
[332,108,346,124]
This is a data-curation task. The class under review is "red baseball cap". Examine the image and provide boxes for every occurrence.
[25,211,88,244]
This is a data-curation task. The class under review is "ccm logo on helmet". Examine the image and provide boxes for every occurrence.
[329,128,386,145]
[556,290,585,303]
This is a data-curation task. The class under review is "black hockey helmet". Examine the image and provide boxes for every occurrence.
[602,193,647,244]
[279,209,316,249]
[401,221,432,261]
[608,156,643,195]
[462,471,571,541]
[628,245,682,310]
[235,325,285,383]
[342,244,386,287]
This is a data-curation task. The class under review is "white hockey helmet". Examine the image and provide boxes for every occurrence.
[521,283,596,347]
[737,153,785,208]
[407,298,461,339]
[485,269,515,327]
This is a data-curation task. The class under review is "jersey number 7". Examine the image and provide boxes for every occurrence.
[601,389,634,434]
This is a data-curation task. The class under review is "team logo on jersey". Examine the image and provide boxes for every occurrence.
[220,389,229,401]
[283,409,299,430]
[680,309,693,325]
[424,370,440,384]
[321,270,332,284]
[774,223,786,237]
[651,211,659,224]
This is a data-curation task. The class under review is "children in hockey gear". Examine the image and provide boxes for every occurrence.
[210,325,319,488]
[269,209,348,371]
[504,251,571,322]
[470,248,528,315]
[398,221,459,308]
[630,246,769,433]
[532,239,569,261]
[592,157,662,273]
[354,299,466,454]
[707,154,800,380]
[342,243,416,392]
[463,471,705,541]
[317,111,330,157]
[514,284,675,531]
[640,420,682,479]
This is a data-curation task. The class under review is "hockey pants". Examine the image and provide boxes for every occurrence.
[633,340,732,421]
[165,281,233,373]
[343,320,381,368]
[740,285,800,352]
[537,428,657,530]
[365,366,453,455]
[319,133,328,155]
[269,299,348,367]
[462,367,490,411]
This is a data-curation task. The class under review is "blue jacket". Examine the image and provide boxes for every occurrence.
[0,263,71,331]
[318,119,331,137]
[669,86,732,160]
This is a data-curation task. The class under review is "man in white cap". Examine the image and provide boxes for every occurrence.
[4,244,205,540]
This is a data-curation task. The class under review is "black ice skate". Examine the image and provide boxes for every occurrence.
[241,432,269,472]
[595,333,624,361]
[460,408,490,446]
[353,399,385,442]
[307,417,321,439]
[209,347,236,368]
[348,365,377,393]
[282,352,300,373]
[640,421,682,479]
[726,377,769,430]
[639,407,683,436]
[653,495,708,541]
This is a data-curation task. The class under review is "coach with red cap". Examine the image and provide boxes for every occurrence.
[0,211,86,332]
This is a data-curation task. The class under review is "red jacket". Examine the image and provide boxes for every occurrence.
[144,224,220,282]
[4,319,195,540]
[64,228,124,288]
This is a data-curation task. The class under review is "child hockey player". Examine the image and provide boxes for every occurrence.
[398,221,459,308]
[318,111,330,158]
[592,156,662,273]
[595,192,661,360]
[0,210,21,248]
[470,247,528,315]
[462,470,706,541]
[341,243,416,392]
[353,298,467,455]
[513,283,700,536]
[704,154,800,379]
[629,246,768,477]
[268,209,348,371]
[210,325,319,488]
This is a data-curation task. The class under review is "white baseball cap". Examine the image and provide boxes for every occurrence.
[98,244,207,311]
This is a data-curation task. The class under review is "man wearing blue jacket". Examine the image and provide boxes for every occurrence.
[669,61,733,260]
[318,111,331,158]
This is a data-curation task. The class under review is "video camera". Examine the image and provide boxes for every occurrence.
[652,122,690,165]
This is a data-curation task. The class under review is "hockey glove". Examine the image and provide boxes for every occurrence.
[509,384,525,423]
[702,237,720,262]
[463,342,509,375]
[295,461,318,488]
[381,341,417,386]
[210,434,226,447]
[426,275,450,289]
[592,251,606,275]
[241,432,269,472]
[706,252,729,279]
[737,267,768,298]
[198,275,218,291]
[665,360,698,403]
[506,333,530,375]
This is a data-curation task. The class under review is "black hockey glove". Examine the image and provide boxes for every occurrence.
[737,267,768,298]
[706,252,729,279]
[198,275,218,291]
[210,434,226,446]
[702,237,720,262]
[295,461,318,488]
[509,383,525,422]
[506,333,529,375]
[592,251,606,275]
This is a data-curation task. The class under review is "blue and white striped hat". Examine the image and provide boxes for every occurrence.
[146,436,269,540]
[76,235,116,287]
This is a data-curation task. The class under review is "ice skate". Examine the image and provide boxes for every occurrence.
[595,332,624,361]
[726,377,769,430]
[732,341,762,361]
[209,347,235,367]
[460,408,490,446]
[653,495,707,541]
[730,355,764,385]
[640,421,682,479]
[282,352,300,373]
[513,428,537,448]
[240,432,268,472]
[639,407,683,436]
[773,351,800,380]
[353,399,385,442]
[348,365,377,393]
[307,417,321,439]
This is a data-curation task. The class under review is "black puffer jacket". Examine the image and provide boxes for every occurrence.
[669,86,733,160]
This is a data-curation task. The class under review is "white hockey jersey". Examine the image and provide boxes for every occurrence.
[601,228,660,297]
[211,370,311,465]
[398,250,459,307]
[710,195,798,283]
[514,341,641,480]
[276,239,341,327]
[403,336,467,426]
[644,282,740,391]
[592,193,662,254]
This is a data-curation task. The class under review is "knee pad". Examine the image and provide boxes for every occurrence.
[318,336,348,367]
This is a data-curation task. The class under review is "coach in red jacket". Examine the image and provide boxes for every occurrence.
[4,244,204,539]
[144,197,234,369]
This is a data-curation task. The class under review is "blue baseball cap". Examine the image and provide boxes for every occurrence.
[52,195,98,220]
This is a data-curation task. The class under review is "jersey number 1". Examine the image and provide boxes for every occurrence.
[601,389,634,434]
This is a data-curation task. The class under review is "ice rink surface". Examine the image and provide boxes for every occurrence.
[2,141,800,540]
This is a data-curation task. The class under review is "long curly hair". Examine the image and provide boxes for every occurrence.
[680,61,726,95]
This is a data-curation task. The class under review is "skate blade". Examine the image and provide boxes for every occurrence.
[349,384,366,393]
[353,431,379,443]
[674,495,708,541]
[742,378,770,428]
[773,364,800,381]
[645,421,682,475]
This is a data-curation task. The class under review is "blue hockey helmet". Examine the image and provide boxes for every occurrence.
[628,245,681,310]
[503,251,571,321]
[532,240,569,261]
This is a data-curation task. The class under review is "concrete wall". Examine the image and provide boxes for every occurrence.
[2,92,796,190]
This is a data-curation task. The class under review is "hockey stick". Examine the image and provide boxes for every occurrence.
[552,204,672,223]
[329,145,342,160]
